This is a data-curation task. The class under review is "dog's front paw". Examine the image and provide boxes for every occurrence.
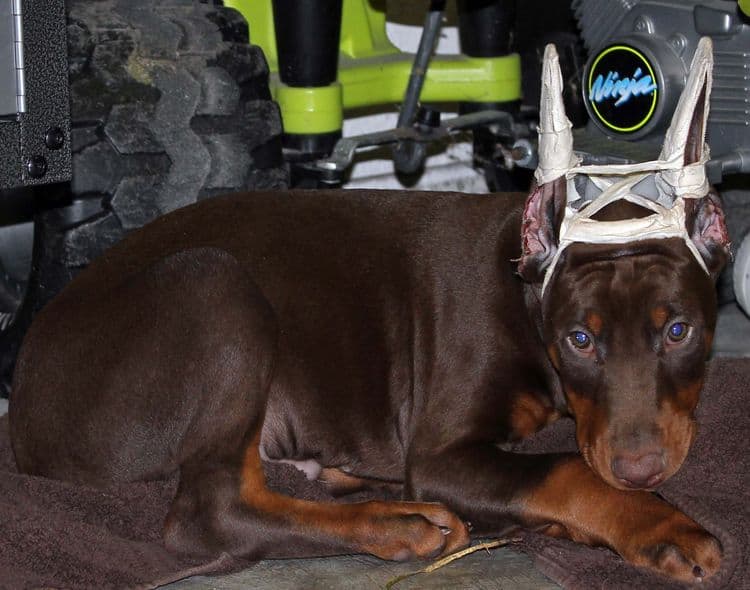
[622,510,722,583]
[357,500,470,561]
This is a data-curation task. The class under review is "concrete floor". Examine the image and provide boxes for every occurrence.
[713,302,750,357]
[165,549,560,590]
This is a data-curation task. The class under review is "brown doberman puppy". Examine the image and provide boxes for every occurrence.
[9,42,729,582]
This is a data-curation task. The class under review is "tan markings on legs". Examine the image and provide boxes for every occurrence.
[240,432,470,560]
[509,392,561,440]
[318,467,402,497]
[522,456,721,582]
[318,468,372,496]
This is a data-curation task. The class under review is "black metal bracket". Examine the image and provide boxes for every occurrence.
[0,0,71,190]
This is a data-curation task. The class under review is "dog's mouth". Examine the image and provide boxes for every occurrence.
[578,430,694,492]
[567,382,701,490]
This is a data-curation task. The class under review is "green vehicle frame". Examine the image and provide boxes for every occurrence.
[232,0,521,136]
[224,0,525,185]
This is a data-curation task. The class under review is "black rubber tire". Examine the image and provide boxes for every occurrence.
[64,0,287,263]
[0,0,287,394]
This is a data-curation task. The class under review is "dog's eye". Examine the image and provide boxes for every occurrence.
[569,331,592,350]
[667,322,689,342]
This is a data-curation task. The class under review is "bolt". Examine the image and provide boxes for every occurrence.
[45,127,65,150]
[668,34,687,56]
[634,16,654,34]
[26,155,48,179]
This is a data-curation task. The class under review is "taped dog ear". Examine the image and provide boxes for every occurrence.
[535,44,578,186]
[686,190,731,278]
[518,177,567,284]
[660,37,712,168]
[521,43,574,284]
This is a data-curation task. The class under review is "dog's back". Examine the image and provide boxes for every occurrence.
[10,189,526,486]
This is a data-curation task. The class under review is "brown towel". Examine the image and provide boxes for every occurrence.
[0,359,747,589]
[516,359,749,590]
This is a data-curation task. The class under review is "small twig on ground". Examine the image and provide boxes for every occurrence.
[384,537,523,589]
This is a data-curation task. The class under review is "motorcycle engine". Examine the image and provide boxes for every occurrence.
[572,0,750,310]
[573,0,750,159]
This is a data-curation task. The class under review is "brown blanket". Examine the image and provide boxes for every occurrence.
[0,359,747,589]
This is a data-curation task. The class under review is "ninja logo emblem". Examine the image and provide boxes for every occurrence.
[589,67,658,107]
[585,44,659,134]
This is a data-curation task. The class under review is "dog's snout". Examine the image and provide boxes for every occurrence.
[611,450,666,489]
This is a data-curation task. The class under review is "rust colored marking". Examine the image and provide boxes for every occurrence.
[650,306,669,330]
[523,457,621,546]
[563,387,612,483]
[586,312,604,336]
[509,392,561,440]
[669,379,702,414]
[319,468,402,497]
[654,389,700,482]
[704,330,714,353]
[547,345,560,370]
[319,468,372,495]
[521,456,721,582]
[239,432,469,560]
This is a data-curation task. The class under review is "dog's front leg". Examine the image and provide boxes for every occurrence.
[164,430,470,561]
[407,447,721,582]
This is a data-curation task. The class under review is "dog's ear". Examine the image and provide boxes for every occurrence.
[662,38,729,277]
[521,44,574,284]
[660,37,712,168]
[686,190,731,279]
[518,177,567,283]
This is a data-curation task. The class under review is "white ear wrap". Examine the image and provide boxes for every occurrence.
[535,44,580,186]
[660,37,713,166]
[657,37,713,196]
[527,37,720,296]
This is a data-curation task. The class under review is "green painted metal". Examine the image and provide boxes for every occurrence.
[338,54,521,108]
[740,0,750,17]
[276,83,343,134]
[225,0,521,135]
[339,0,400,59]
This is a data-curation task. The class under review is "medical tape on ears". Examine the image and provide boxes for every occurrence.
[540,172,709,296]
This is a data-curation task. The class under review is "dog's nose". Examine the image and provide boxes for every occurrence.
[611,450,666,488]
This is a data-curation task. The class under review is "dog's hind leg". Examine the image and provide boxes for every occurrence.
[10,247,279,484]
[163,428,470,561]
[121,252,470,561]
[12,244,467,561]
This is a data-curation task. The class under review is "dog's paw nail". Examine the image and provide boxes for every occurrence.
[465,521,473,532]
[439,526,452,535]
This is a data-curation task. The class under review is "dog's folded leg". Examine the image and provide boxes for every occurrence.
[163,431,470,561]
[519,455,722,581]
[407,447,721,582]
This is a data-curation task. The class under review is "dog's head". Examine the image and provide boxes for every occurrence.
[519,39,730,491]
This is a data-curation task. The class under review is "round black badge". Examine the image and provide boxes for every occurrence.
[586,44,659,134]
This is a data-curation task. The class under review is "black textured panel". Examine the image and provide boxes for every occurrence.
[3,0,72,188]
[0,121,23,188]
